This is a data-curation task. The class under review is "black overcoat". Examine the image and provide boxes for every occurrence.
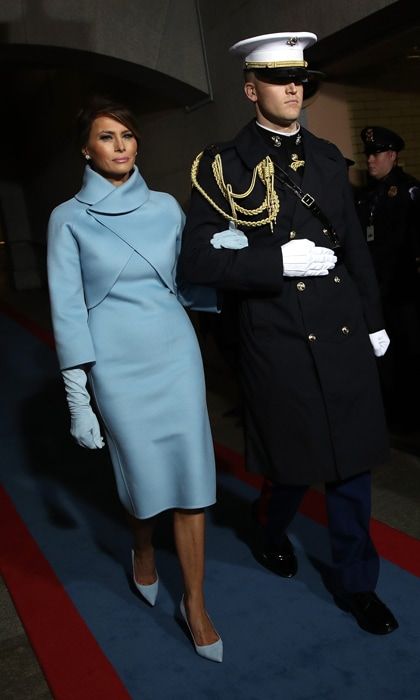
[355,166,420,350]
[180,120,389,484]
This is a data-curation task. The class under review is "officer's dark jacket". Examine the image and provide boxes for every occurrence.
[356,165,420,302]
[180,120,388,484]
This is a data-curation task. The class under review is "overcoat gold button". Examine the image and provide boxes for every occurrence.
[289,230,297,239]
[334,276,341,283]
[341,326,350,335]
[297,282,306,291]
[308,333,317,342]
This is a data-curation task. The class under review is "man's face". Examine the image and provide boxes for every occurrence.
[244,75,303,130]
[366,150,397,180]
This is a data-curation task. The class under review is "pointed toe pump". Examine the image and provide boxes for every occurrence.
[179,596,223,663]
[131,550,159,606]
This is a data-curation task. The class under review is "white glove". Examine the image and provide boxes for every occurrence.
[282,239,336,277]
[61,368,105,449]
[369,329,390,357]
[210,221,249,249]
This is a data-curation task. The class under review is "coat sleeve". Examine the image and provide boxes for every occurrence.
[339,159,385,332]
[178,151,286,293]
[174,204,220,312]
[47,208,96,370]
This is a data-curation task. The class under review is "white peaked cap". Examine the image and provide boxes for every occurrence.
[229,32,317,68]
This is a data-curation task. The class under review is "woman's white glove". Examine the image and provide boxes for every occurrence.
[369,329,390,357]
[281,239,336,277]
[210,221,249,249]
[61,368,104,449]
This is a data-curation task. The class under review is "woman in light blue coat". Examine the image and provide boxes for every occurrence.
[47,100,222,662]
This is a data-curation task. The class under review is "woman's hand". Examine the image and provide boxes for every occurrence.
[62,368,104,449]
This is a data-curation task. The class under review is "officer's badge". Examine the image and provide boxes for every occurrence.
[388,185,398,197]
[289,153,305,171]
[365,128,374,142]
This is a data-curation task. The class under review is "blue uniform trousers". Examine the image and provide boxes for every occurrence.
[261,471,379,593]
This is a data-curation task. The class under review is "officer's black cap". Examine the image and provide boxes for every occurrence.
[361,126,405,155]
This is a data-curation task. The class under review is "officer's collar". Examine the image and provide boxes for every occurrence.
[235,119,308,168]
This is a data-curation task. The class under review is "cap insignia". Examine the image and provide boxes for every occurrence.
[287,37,298,46]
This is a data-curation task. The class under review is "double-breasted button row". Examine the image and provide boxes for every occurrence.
[308,327,350,342]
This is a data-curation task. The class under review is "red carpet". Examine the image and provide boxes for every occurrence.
[0,487,131,700]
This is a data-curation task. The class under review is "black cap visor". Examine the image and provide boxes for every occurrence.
[364,144,395,156]
[250,68,324,99]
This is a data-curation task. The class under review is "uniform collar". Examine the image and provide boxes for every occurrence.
[234,119,312,169]
[75,165,150,213]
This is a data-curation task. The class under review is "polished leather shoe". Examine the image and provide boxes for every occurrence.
[337,591,399,635]
[253,535,298,578]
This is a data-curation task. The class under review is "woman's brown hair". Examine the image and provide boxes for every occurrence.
[76,96,140,148]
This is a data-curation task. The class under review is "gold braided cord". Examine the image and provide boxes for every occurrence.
[191,151,280,230]
[245,60,308,68]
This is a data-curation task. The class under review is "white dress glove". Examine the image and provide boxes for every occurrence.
[61,368,104,449]
[210,221,249,249]
[282,239,337,277]
[369,329,390,357]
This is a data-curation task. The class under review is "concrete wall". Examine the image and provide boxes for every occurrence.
[0,0,210,95]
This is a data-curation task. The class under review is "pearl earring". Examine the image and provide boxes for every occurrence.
[85,154,91,161]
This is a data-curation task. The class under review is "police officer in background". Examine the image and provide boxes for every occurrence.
[356,127,420,430]
[180,33,398,635]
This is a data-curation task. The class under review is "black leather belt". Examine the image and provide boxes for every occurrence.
[274,164,342,252]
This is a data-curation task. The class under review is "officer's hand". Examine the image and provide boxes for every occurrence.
[369,329,390,357]
[281,239,336,277]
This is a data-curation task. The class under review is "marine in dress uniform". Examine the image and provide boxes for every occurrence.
[179,32,398,634]
[356,127,420,429]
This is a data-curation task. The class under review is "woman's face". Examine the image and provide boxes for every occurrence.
[83,115,138,186]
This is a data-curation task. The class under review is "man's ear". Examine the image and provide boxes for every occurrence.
[244,81,258,103]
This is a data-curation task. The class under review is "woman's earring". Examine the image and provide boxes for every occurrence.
[85,153,91,161]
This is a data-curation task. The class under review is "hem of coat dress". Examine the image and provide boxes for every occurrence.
[127,499,217,520]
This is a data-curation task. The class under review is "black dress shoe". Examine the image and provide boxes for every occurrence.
[253,535,298,578]
[337,591,399,635]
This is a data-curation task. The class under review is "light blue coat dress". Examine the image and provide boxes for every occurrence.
[47,165,216,518]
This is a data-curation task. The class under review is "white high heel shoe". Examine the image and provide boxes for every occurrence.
[179,596,223,663]
[131,550,159,606]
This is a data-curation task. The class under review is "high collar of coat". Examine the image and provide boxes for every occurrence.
[75,164,150,213]
[234,119,315,169]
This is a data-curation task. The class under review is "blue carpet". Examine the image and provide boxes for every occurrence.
[1,311,420,699]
